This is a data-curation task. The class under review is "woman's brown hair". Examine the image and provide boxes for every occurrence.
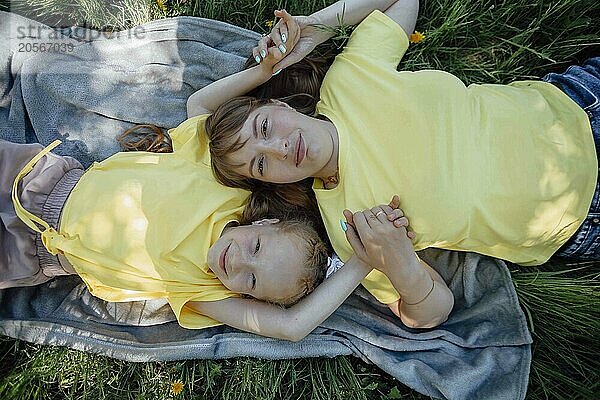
[244,54,331,115]
[118,53,332,152]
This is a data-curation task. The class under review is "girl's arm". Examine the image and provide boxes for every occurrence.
[187,255,370,341]
[343,197,454,328]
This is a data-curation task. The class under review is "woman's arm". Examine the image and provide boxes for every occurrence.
[343,198,454,328]
[309,0,418,38]
[386,257,453,328]
[186,9,304,117]
[266,0,419,71]
[186,64,273,117]
[186,1,419,117]
[188,255,370,341]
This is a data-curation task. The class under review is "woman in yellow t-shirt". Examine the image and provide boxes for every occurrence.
[194,2,598,306]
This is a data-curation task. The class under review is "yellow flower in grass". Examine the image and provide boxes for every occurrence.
[265,20,274,29]
[156,0,167,12]
[409,31,425,44]
[170,379,184,396]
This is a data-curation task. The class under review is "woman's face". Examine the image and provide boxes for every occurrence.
[226,102,335,184]
[207,220,307,301]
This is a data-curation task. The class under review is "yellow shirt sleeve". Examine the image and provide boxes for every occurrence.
[341,10,409,71]
[169,114,208,149]
[361,269,400,304]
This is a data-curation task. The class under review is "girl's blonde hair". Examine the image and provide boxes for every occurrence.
[266,219,329,307]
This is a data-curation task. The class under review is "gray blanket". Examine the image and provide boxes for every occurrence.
[0,11,256,167]
[0,12,532,399]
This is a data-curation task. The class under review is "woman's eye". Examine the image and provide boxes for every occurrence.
[261,118,268,138]
[251,274,257,290]
[257,156,265,176]
[254,237,261,254]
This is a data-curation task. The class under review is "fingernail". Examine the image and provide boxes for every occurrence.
[281,33,287,43]
[278,44,286,54]
[254,55,261,64]
[340,220,348,232]
[272,69,282,76]
[260,49,267,59]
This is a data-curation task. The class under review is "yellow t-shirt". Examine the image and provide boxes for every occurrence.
[56,115,251,329]
[314,10,597,303]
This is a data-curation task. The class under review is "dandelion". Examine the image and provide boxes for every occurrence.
[265,20,274,29]
[170,379,184,396]
[409,31,425,44]
[156,0,167,12]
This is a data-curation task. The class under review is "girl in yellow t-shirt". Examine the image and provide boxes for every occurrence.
[2,119,452,339]
[192,2,597,299]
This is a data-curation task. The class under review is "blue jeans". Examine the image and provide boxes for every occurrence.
[543,57,600,260]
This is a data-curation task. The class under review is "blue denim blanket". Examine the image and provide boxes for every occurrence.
[0,12,532,399]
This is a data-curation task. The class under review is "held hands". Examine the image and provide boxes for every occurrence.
[254,9,324,74]
[343,195,419,275]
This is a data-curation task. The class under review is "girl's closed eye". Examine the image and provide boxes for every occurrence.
[261,118,268,138]
[254,236,261,254]
[258,156,265,176]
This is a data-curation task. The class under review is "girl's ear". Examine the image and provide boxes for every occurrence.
[270,99,293,109]
[251,218,280,226]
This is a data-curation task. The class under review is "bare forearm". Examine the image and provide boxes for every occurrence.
[312,0,396,26]
[386,257,454,328]
[308,0,398,44]
[283,255,370,340]
[187,65,271,115]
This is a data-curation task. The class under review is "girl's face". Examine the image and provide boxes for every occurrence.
[207,220,307,301]
[226,102,335,184]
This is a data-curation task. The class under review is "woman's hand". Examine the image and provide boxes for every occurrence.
[343,196,418,275]
[254,9,329,73]
[253,10,300,74]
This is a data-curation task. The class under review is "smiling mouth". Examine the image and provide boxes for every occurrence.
[295,133,306,167]
[219,243,231,277]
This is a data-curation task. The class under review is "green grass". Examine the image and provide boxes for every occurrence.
[1,0,600,399]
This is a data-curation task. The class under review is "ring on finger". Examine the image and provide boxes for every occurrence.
[375,210,385,218]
